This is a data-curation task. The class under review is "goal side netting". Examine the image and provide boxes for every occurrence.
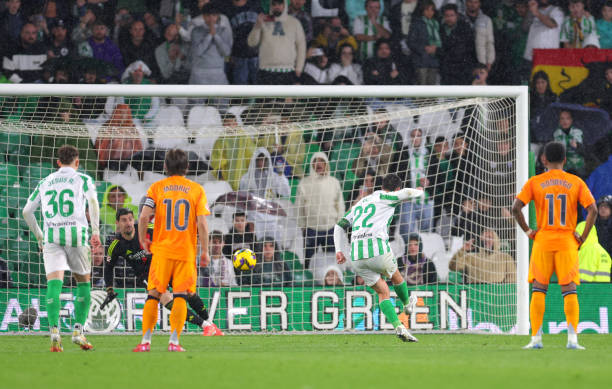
[0,85,529,335]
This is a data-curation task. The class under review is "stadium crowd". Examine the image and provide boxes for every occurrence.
[1,0,612,289]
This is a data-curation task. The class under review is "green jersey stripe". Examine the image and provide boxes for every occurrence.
[71,226,77,247]
[351,241,355,261]
[367,238,374,257]
[48,228,53,244]
[358,240,364,260]
[59,227,66,246]
[377,238,384,254]
[82,227,87,246]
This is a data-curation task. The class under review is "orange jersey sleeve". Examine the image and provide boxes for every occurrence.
[146,176,210,262]
[517,170,595,251]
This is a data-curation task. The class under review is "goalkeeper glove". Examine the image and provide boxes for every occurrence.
[100,287,118,310]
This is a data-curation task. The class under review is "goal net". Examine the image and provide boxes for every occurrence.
[0,85,529,335]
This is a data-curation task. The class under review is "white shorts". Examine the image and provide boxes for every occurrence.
[43,243,91,276]
[352,251,398,287]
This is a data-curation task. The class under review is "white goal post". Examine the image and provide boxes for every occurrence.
[0,84,529,335]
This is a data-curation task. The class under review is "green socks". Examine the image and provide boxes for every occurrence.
[46,279,63,329]
[74,282,91,326]
[393,281,410,307]
[380,299,401,328]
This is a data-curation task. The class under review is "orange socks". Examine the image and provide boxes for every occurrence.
[142,297,159,342]
[169,296,187,344]
[563,292,579,334]
[529,290,546,337]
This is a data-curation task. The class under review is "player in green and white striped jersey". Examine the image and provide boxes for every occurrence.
[22,145,101,352]
[334,173,422,342]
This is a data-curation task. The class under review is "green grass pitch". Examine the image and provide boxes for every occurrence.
[1,334,609,388]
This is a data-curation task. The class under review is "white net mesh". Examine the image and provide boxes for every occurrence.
[0,86,525,333]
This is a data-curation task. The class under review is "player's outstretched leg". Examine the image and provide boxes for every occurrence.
[134,295,159,352]
[47,279,63,352]
[523,286,546,349]
[187,293,223,336]
[72,281,93,350]
[373,278,417,342]
[168,294,188,351]
[563,289,584,350]
[390,271,417,315]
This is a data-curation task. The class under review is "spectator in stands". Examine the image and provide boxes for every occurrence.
[439,4,476,85]
[449,228,516,283]
[353,132,393,178]
[576,220,612,282]
[210,113,256,190]
[302,47,330,84]
[464,0,495,72]
[120,61,160,124]
[312,17,358,61]
[255,112,306,178]
[95,103,145,170]
[597,1,612,49]
[143,11,162,44]
[189,3,233,85]
[223,211,256,257]
[366,108,404,152]
[73,67,108,121]
[288,0,313,43]
[407,0,440,85]
[227,0,261,85]
[155,23,189,84]
[530,70,558,122]
[119,20,160,81]
[561,0,599,48]
[471,63,489,85]
[296,152,345,269]
[389,0,418,61]
[30,12,49,43]
[363,38,406,85]
[595,195,612,255]
[427,136,452,226]
[451,197,480,244]
[600,64,612,116]
[350,168,380,207]
[100,185,139,226]
[240,147,291,199]
[45,19,74,59]
[2,23,47,83]
[523,0,564,77]
[0,0,25,44]
[78,20,125,77]
[400,233,438,285]
[254,237,293,287]
[353,0,391,61]
[247,0,307,85]
[492,0,530,85]
[112,7,133,44]
[320,265,344,286]
[446,133,476,214]
[71,4,98,44]
[553,109,586,177]
[326,43,363,85]
[396,128,433,242]
[178,0,232,43]
[208,231,238,287]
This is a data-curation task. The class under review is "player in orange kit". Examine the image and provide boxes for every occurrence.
[133,148,211,352]
[512,141,597,350]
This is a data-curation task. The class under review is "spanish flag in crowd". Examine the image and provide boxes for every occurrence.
[532,48,612,95]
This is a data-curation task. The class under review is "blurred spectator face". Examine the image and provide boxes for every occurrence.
[233,215,247,232]
[116,213,135,236]
[223,116,238,127]
[203,11,219,27]
[480,230,495,250]
[210,235,224,255]
[84,70,97,83]
[290,0,306,9]
[255,154,267,169]
[263,242,275,262]
[559,110,573,130]
[515,1,528,17]
[45,1,57,18]
[606,68,612,84]
[313,157,327,174]
[478,197,491,211]
[443,9,458,27]
[271,1,285,17]
[364,172,375,189]
[131,66,144,83]
[164,24,178,43]
[376,42,391,59]
[7,0,20,14]
[233,0,248,6]
[20,24,37,46]
[535,76,548,94]
[108,188,127,211]
[466,0,481,13]
[599,202,611,218]
[52,25,67,42]
[569,1,585,19]
[85,9,96,24]
[54,69,69,83]
[366,0,381,18]
[423,5,435,18]
[143,12,157,28]
[324,270,342,286]
[603,5,612,21]
[497,140,511,156]
[92,23,107,41]
[462,198,475,213]
[340,45,354,64]
[433,139,449,155]
[116,8,133,27]
[408,239,419,256]
[473,67,488,83]
[453,136,467,155]
[130,21,145,41]
[410,129,423,148]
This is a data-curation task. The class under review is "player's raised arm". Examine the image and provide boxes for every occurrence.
[393,187,425,201]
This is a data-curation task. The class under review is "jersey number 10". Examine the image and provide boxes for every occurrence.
[163,199,190,231]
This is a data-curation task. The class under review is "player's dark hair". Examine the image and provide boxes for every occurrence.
[116,207,134,221]
[210,230,224,241]
[544,141,566,163]
[441,3,458,14]
[233,211,246,219]
[165,148,188,176]
[57,144,79,165]
[382,173,402,191]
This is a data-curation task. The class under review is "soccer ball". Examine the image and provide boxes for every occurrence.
[233,248,257,271]
[18,307,38,329]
